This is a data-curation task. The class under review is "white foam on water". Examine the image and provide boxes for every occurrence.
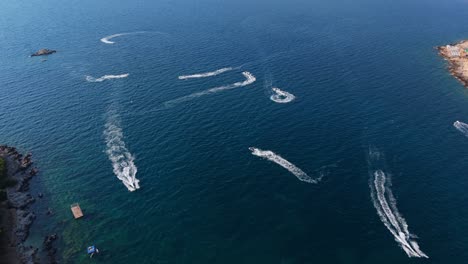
[270,87,296,103]
[86,74,129,82]
[104,113,140,192]
[178,67,233,80]
[368,151,428,258]
[163,71,256,107]
[454,120,468,137]
[249,147,320,184]
[100,31,148,44]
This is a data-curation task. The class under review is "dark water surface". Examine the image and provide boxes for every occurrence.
[1,0,468,263]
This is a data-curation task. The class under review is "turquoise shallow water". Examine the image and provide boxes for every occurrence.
[2,0,468,263]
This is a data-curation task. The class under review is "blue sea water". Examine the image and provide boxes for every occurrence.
[2,0,468,263]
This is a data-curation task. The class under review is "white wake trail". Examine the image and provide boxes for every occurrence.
[386,178,411,236]
[100,31,148,44]
[249,147,320,184]
[270,87,296,103]
[86,74,129,82]
[454,120,468,137]
[368,150,428,258]
[104,113,140,192]
[163,71,256,107]
[178,67,233,80]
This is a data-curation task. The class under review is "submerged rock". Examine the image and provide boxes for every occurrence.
[43,233,57,250]
[17,244,38,264]
[31,49,56,57]
[43,234,58,263]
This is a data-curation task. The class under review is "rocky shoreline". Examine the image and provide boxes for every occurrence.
[0,146,58,264]
[437,40,468,88]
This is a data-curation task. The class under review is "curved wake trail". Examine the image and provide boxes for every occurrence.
[100,31,148,44]
[368,149,427,258]
[178,67,233,80]
[163,71,256,108]
[86,74,129,82]
[249,147,321,184]
[454,120,468,136]
[270,87,296,103]
[104,113,140,192]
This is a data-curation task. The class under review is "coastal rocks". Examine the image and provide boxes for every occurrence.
[14,210,36,242]
[438,41,468,88]
[15,169,35,192]
[1,145,17,154]
[7,191,35,209]
[1,146,35,192]
[31,49,56,57]
[0,145,44,263]
[20,153,32,169]
[17,244,38,264]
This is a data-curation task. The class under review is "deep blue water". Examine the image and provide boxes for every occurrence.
[2,0,468,263]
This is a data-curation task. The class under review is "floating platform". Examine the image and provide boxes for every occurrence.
[71,203,83,219]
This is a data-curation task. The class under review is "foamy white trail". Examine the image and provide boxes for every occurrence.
[270,87,296,103]
[249,147,320,184]
[368,149,427,258]
[454,120,468,137]
[178,67,233,80]
[164,71,256,107]
[86,74,129,82]
[100,31,147,44]
[104,113,140,192]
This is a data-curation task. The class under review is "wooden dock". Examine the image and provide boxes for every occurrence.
[70,203,83,219]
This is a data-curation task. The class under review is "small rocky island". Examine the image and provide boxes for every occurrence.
[30,49,56,57]
[438,40,468,87]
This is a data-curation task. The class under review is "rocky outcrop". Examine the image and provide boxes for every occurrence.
[7,192,35,209]
[0,145,48,263]
[30,49,56,57]
[438,41,468,88]
[14,210,36,242]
